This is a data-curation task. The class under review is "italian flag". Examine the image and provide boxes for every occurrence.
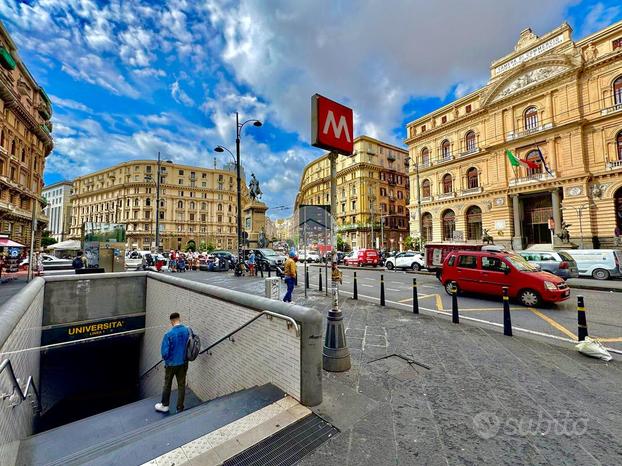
[505,149,539,169]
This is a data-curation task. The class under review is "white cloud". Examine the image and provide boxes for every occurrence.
[49,95,92,112]
[170,79,195,106]
[579,2,621,36]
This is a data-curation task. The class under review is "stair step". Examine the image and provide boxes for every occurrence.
[17,384,285,466]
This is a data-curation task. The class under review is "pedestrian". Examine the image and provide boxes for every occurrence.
[155,312,190,414]
[615,226,622,247]
[72,250,86,270]
[248,251,256,277]
[169,250,177,273]
[331,261,343,285]
[36,252,44,276]
[283,251,297,303]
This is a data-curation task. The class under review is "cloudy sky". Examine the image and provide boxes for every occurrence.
[1,0,621,218]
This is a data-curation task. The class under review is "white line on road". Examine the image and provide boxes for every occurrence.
[363,277,376,281]
[361,284,374,288]
[386,288,401,292]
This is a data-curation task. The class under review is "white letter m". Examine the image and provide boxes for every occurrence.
[322,110,351,142]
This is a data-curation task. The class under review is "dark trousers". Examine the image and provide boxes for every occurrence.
[283,276,295,302]
[161,362,188,411]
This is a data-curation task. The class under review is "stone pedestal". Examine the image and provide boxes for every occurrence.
[243,200,268,247]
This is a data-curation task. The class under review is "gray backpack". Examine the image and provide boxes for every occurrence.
[186,327,201,361]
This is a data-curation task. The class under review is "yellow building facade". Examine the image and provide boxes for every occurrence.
[70,160,262,252]
[295,136,409,251]
[406,21,622,250]
[0,22,53,249]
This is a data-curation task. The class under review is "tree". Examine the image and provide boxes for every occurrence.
[404,235,414,251]
[206,243,215,253]
[185,240,197,252]
[199,240,207,251]
[336,234,345,251]
[41,231,56,249]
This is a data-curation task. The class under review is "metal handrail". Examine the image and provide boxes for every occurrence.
[0,359,41,413]
[142,311,300,377]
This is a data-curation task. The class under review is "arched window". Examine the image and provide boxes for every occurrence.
[422,212,433,242]
[20,148,25,163]
[442,209,456,241]
[442,174,453,193]
[177,200,184,209]
[616,130,622,161]
[10,140,15,155]
[465,131,476,152]
[524,107,538,130]
[0,130,4,148]
[190,201,195,210]
[145,198,151,206]
[134,198,139,207]
[525,150,543,175]
[421,147,430,166]
[466,206,482,240]
[201,202,207,210]
[467,167,479,189]
[614,76,622,105]
[441,140,451,160]
[218,203,223,212]
[421,179,431,198]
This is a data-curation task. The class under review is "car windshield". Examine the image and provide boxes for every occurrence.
[504,254,540,272]
[259,249,277,256]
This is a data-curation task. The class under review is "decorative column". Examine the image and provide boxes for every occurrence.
[551,188,562,244]
[512,195,523,250]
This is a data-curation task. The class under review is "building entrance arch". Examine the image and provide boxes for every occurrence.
[523,194,553,245]
[615,187,622,243]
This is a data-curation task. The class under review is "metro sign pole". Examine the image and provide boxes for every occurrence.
[311,94,353,372]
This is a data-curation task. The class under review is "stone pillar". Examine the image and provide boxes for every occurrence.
[512,195,524,250]
[551,188,562,239]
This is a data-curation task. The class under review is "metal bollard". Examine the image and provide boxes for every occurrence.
[268,266,271,277]
[577,295,588,341]
[305,269,309,289]
[412,277,419,314]
[380,274,386,306]
[502,286,512,336]
[451,283,459,324]
[319,268,323,292]
[353,271,358,300]
[260,263,264,278]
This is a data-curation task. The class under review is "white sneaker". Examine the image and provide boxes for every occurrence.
[154,403,169,413]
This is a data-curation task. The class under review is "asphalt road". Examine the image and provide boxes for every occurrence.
[299,263,622,353]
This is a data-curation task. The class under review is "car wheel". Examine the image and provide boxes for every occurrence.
[444,281,458,296]
[411,263,421,271]
[386,261,394,270]
[592,268,610,280]
[518,289,541,307]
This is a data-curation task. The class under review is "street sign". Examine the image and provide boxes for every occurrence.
[311,94,354,156]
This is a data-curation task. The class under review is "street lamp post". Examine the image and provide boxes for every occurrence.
[562,204,589,249]
[215,112,262,275]
[145,153,172,253]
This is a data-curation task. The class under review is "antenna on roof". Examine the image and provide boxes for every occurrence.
[213,157,216,169]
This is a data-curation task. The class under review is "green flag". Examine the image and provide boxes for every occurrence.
[505,149,520,167]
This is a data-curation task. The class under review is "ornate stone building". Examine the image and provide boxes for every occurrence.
[0,22,53,250]
[70,160,264,252]
[406,21,622,249]
[295,136,409,251]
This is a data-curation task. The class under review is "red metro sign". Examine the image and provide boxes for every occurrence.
[311,94,354,156]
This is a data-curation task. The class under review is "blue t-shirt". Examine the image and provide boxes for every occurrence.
[161,324,190,366]
[248,253,255,265]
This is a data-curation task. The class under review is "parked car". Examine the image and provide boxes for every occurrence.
[212,251,237,269]
[440,250,570,307]
[425,243,505,277]
[518,250,579,279]
[125,250,147,270]
[252,248,287,271]
[20,253,73,270]
[343,249,380,267]
[385,251,425,271]
[561,249,622,280]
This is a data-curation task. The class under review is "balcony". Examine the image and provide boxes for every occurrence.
[436,192,456,200]
[601,103,622,116]
[506,123,553,141]
[420,196,433,203]
[435,155,454,166]
[607,159,622,170]
[459,147,480,158]
[509,171,556,186]
[419,160,431,169]
[460,186,483,196]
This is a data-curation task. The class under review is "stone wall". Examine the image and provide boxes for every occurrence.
[140,277,301,402]
[0,279,45,464]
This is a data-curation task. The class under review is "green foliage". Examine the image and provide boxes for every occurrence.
[41,231,56,248]
[206,243,215,253]
[404,235,415,251]
[185,240,197,252]
[199,240,207,251]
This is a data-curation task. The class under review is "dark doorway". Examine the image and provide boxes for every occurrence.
[38,335,142,432]
[615,187,622,234]
[523,194,553,245]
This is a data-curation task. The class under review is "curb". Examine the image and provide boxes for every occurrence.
[566,283,622,293]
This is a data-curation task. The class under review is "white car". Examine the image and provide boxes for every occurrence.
[20,253,73,268]
[385,251,425,271]
[305,252,321,263]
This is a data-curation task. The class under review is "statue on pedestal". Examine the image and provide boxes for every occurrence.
[557,221,571,244]
[249,173,262,201]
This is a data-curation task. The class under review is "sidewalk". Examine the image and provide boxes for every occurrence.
[194,274,622,465]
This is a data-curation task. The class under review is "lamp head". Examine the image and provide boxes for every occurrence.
[253,120,263,127]
[214,146,224,153]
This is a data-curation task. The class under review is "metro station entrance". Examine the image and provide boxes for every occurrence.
[523,194,553,245]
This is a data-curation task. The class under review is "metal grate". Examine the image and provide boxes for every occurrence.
[223,414,339,466]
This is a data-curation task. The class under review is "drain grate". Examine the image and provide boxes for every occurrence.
[223,413,339,466]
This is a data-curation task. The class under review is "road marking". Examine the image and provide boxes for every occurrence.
[386,288,400,292]
[363,277,376,281]
[398,293,436,303]
[528,308,577,340]
[361,284,374,288]
[399,297,413,303]
[435,294,444,312]
[421,284,440,289]
[391,281,402,285]
[593,337,622,343]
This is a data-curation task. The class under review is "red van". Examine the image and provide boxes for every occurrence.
[440,250,570,306]
[343,249,380,267]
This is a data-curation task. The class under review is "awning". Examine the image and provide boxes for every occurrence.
[0,47,16,70]
[46,239,81,251]
[0,238,24,247]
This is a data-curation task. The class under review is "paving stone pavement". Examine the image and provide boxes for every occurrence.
[188,273,622,465]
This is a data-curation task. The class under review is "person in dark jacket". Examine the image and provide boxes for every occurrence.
[155,312,190,413]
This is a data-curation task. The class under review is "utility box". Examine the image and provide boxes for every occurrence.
[265,277,281,300]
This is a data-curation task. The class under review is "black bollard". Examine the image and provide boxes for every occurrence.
[260,263,264,278]
[451,283,459,324]
[412,277,419,314]
[502,286,512,336]
[319,268,323,292]
[353,271,358,300]
[577,295,588,341]
[305,268,309,289]
[380,274,386,306]
[268,266,271,278]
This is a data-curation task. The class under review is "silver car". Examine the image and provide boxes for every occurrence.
[518,250,579,279]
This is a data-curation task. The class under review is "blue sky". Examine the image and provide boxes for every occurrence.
[1,0,621,219]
